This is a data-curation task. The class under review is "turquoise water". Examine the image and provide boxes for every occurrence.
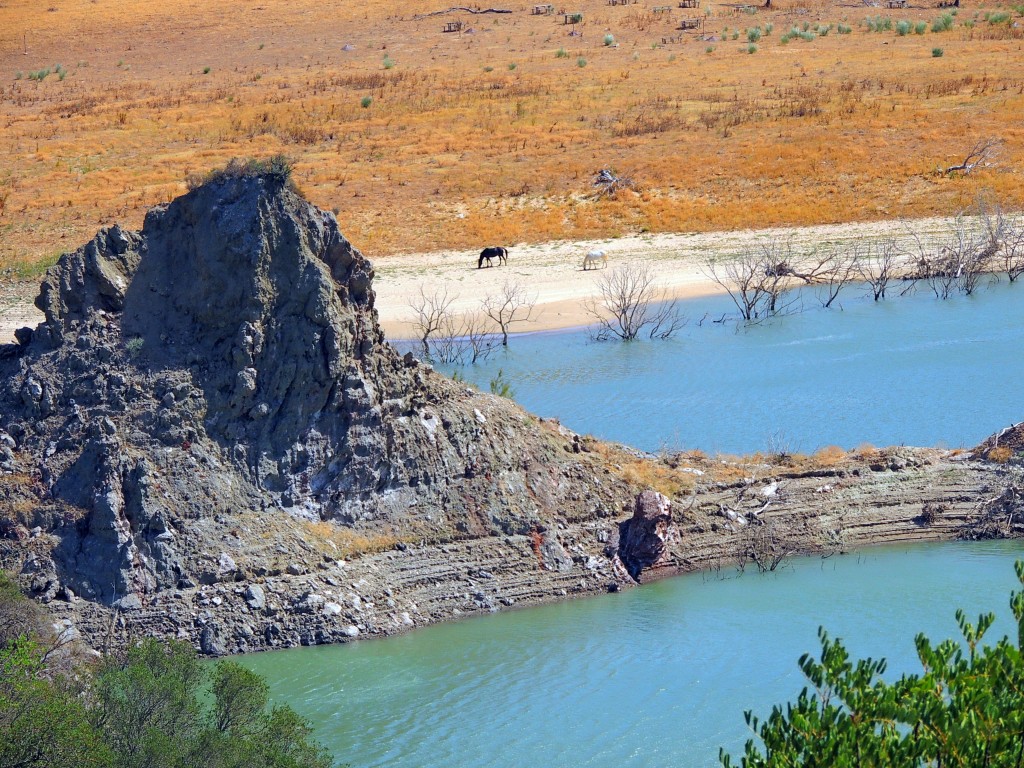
[419,280,1024,454]
[239,542,1024,768]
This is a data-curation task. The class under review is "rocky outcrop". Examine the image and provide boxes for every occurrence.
[1,169,1022,655]
[616,490,678,581]
[0,170,640,647]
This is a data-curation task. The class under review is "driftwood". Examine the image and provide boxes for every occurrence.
[414,6,512,17]
[943,137,1002,176]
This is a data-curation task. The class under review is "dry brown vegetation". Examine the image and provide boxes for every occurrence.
[301,520,403,557]
[1,0,1023,274]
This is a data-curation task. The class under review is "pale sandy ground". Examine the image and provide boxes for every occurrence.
[371,216,954,339]
[0,216,959,344]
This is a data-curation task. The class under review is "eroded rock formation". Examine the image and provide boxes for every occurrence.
[0,170,1022,655]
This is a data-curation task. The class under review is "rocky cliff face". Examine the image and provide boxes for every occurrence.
[0,171,638,647]
[1,171,1021,655]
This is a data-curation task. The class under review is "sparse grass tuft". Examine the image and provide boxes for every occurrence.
[577,56,587,67]
[555,47,568,57]
[186,155,296,193]
[986,445,1014,463]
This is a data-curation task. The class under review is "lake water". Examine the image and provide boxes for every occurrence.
[242,281,1024,766]
[238,541,1024,767]
[413,280,1024,454]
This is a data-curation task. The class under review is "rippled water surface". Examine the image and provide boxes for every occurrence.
[419,281,1024,453]
[239,542,1024,768]
[243,283,1024,766]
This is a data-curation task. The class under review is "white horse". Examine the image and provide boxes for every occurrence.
[582,250,608,270]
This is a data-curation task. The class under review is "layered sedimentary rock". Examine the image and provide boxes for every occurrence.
[0,171,1021,654]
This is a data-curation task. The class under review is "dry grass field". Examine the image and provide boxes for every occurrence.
[1,0,1023,275]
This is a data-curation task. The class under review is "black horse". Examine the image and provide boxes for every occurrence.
[478,246,508,269]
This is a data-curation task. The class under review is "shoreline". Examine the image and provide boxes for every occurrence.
[44,443,1018,657]
[0,214,977,344]
[370,215,959,339]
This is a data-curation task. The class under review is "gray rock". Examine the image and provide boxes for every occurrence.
[244,584,266,611]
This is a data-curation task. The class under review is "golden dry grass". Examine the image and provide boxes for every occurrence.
[1,0,1023,274]
[986,444,1014,462]
[302,520,401,557]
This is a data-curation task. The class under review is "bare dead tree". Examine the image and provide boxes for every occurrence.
[423,310,498,365]
[482,279,537,346]
[905,214,997,298]
[942,136,1003,176]
[409,285,458,357]
[857,239,902,301]
[463,312,499,364]
[583,262,685,341]
[703,252,775,321]
[802,246,862,308]
[1002,213,1024,282]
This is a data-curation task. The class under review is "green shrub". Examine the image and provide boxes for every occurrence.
[932,46,944,56]
[705,44,715,52]
[989,11,1011,23]
[507,62,517,70]
[604,33,615,45]
[721,561,1024,768]
[577,56,587,67]
[555,47,568,57]
[764,22,774,34]
[747,27,762,42]
[747,43,758,53]
[14,71,21,80]
[932,12,954,31]
[483,65,493,71]
[383,54,395,69]
[837,22,852,33]
[896,19,911,35]
[490,369,515,398]
[915,21,927,33]
[360,95,372,108]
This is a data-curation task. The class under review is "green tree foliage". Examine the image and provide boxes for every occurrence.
[0,574,336,768]
[721,560,1024,767]
[0,637,113,768]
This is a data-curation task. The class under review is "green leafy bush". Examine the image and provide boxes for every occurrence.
[721,561,1024,768]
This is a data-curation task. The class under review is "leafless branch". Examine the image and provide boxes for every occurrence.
[583,262,685,340]
[482,279,537,346]
[943,136,1003,176]
[856,239,903,301]
[409,285,459,357]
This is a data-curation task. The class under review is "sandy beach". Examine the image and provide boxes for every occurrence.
[0,215,958,344]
